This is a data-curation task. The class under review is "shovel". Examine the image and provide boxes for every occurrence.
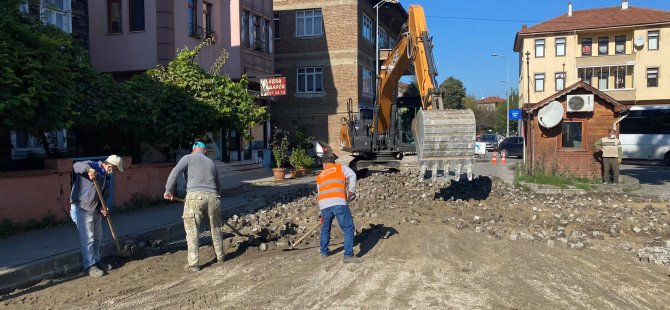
[92,178,132,258]
[286,222,322,250]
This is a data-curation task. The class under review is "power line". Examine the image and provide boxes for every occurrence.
[427,15,540,23]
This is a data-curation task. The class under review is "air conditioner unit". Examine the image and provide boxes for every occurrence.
[566,94,594,112]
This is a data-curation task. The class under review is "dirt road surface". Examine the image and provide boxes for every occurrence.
[2,172,670,309]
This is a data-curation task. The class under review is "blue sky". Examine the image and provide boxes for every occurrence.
[396,0,670,100]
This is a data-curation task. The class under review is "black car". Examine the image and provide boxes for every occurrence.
[498,136,524,158]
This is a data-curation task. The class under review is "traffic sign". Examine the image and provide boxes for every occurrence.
[509,109,522,121]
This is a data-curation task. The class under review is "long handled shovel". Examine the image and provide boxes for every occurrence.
[287,222,322,250]
[92,178,131,257]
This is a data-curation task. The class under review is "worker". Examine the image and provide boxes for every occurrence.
[164,141,224,272]
[593,128,623,184]
[70,155,124,277]
[316,155,362,263]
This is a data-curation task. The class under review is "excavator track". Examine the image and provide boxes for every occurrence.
[412,109,476,181]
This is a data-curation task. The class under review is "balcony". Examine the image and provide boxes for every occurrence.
[576,53,636,67]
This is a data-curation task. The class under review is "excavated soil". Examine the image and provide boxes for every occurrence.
[2,171,670,309]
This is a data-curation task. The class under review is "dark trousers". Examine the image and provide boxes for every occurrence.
[603,157,619,183]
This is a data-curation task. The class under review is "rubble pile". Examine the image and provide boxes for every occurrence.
[133,170,669,264]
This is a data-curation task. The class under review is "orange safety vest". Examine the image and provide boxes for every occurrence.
[316,164,347,201]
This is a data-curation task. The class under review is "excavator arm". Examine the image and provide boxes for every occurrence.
[377,5,476,180]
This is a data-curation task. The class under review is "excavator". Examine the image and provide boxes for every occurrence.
[339,4,476,180]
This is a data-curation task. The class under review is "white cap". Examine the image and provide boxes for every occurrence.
[105,155,124,172]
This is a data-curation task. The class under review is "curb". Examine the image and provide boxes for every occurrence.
[0,197,268,295]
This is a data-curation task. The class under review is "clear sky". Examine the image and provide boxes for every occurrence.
[395,0,670,100]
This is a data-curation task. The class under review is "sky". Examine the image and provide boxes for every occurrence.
[394,0,670,100]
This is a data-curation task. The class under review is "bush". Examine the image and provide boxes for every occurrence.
[289,148,309,169]
[271,130,289,168]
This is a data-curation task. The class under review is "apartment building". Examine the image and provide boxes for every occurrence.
[514,0,670,107]
[272,0,406,150]
[88,0,274,161]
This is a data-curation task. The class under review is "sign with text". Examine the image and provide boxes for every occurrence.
[509,108,522,121]
[260,77,286,97]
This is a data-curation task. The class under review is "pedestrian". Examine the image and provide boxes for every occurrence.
[70,155,124,277]
[316,155,362,263]
[164,141,224,272]
[593,128,622,184]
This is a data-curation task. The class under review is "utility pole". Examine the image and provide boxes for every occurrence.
[524,51,530,166]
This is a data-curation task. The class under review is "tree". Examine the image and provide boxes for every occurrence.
[404,78,420,97]
[0,0,102,156]
[439,76,466,109]
[116,38,269,154]
[464,95,497,133]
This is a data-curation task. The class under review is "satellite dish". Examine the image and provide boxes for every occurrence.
[538,100,564,128]
[634,36,644,48]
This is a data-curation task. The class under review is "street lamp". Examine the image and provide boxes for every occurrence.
[374,0,400,104]
[491,53,510,137]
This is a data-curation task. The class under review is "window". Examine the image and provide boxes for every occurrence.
[598,69,609,90]
[362,13,373,42]
[581,38,592,56]
[648,31,659,50]
[598,37,608,55]
[188,0,197,36]
[555,72,565,91]
[363,68,374,94]
[615,66,626,89]
[296,9,322,37]
[264,19,271,53]
[106,0,121,33]
[562,122,583,149]
[19,1,29,13]
[615,36,626,54]
[203,2,212,35]
[128,0,145,31]
[647,68,659,87]
[273,14,280,39]
[42,0,72,33]
[389,36,396,49]
[534,73,545,92]
[378,28,388,48]
[241,11,249,47]
[555,37,566,56]
[579,68,593,84]
[252,15,261,51]
[535,39,545,57]
[297,67,324,93]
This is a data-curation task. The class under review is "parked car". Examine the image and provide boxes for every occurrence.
[479,134,500,151]
[498,136,524,158]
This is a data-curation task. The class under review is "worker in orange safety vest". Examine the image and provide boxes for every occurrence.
[316,155,362,263]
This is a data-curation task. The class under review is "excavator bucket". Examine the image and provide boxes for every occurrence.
[412,109,476,181]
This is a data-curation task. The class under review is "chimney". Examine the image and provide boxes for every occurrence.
[568,2,573,16]
[622,0,629,10]
[521,24,527,30]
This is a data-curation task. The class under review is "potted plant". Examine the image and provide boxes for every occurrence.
[301,155,316,175]
[289,148,310,177]
[271,130,289,181]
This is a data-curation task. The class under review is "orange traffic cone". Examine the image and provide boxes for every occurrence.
[501,151,507,165]
[491,151,497,164]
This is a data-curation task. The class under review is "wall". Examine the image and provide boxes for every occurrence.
[0,158,173,223]
[89,0,159,73]
[529,91,619,177]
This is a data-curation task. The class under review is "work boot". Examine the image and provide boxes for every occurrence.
[96,262,112,272]
[87,265,104,277]
[188,265,201,272]
[321,253,328,258]
[343,256,363,264]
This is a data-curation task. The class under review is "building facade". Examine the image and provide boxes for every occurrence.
[88,0,274,161]
[514,1,670,107]
[479,96,505,111]
[271,0,406,151]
